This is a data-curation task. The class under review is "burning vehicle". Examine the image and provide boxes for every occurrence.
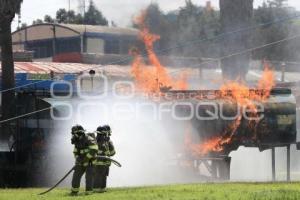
[160,87,297,180]
[129,11,299,181]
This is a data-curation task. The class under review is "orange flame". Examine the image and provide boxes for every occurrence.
[185,116,242,156]
[220,64,274,109]
[131,10,188,94]
[185,62,275,156]
[257,61,276,99]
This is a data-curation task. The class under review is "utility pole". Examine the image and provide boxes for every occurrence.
[51,24,56,57]
[83,0,87,53]
[83,0,86,25]
[287,145,291,182]
[18,12,22,50]
[68,0,71,23]
[271,147,276,181]
[17,13,21,29]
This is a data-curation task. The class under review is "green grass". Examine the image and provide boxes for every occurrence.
[0,182,300,200]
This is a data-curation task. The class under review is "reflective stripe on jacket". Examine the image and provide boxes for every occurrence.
[73,134,98,166]
[95,140,115,166]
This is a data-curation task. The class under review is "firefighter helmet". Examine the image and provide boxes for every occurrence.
[102,125,111,136]
[71,125,85,144]
[96,126,105,133]
[71,125,84,135]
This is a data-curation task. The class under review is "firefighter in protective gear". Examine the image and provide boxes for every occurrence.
[94,125,116,193]
[70,125,98,195]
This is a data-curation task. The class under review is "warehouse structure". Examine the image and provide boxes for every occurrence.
[12,23,139,59]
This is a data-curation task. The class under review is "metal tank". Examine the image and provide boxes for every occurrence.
[162,88,298,180]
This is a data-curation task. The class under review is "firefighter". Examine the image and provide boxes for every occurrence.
[70,125,98,195]
[94,125,116,193]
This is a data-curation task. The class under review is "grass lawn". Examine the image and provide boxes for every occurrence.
[0,182,299,200]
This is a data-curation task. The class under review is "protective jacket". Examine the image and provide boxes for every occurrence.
[95,132,115,166]
[73,133,98,167]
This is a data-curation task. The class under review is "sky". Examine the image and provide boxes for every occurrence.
[11,0,300,31]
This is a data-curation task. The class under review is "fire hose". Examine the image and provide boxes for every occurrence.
[38,156,122,195]
[97,156,122,167]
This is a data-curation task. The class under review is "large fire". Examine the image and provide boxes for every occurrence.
[131,10,275,157]
[185,116,242,156]
[185,63,275,156]
[131,11,188,94]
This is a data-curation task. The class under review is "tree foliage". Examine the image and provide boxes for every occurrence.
[267,0,288,8]
[176,0,219,57]
[44,15,54,23]
[136,3,172,52]
[253,0,297,61]
[134,1,220,57]
[84,0,108,25]
[31,0,108,26]
[32,19,43,25]
[0,0,23,19]
[133,0,300,62]
[56,8,68,23]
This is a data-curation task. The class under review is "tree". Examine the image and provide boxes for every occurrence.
[253,0,295,61]
[67,10,81,24]
[32,1,109,26]
[140,3,172,52]
[73,13,84,24]
[267,0,288,8]
[44,15,55,23]
[176,0,220,57]
[0,0,23,136]
[56,8,68,23]
[32,19,43,25]
[20,22,27,29]
[16,22,27,30]
[56,9,84,24]
[132,1,220,57]
[219,0,254,80]
[84,0,108,26]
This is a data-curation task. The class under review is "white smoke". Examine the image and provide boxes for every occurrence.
[47,96,195,187]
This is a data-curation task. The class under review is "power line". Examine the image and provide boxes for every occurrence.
[169,34,300,75]
[0,107,51,124]
[68,0,71,23]
[0,79,59,93]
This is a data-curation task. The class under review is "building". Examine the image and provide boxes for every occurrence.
[12,23,139,59]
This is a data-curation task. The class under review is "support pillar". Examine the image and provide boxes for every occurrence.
[287,145,291,182]
[52,24,56,57]
[271,147,276,181]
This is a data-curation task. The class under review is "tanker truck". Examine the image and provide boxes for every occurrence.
[161,88,298,180]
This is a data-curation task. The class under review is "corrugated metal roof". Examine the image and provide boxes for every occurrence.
[62,24,139,36]
[3,62,300,83]
[0,62,100,74]
[12,23,139,41]
[0,62,131,78]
